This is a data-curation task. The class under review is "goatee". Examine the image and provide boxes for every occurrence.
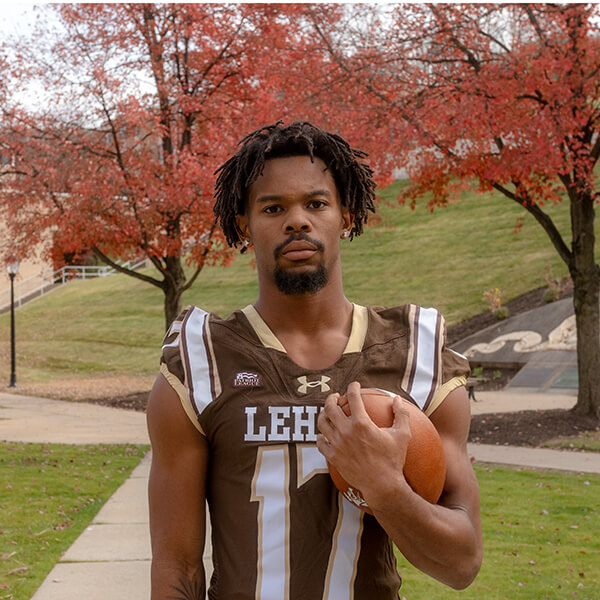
[274,265,328,295]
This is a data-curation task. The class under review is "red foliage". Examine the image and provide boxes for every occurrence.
[304,4,600,415]
[0,4,318,325]
[303,4,600,210]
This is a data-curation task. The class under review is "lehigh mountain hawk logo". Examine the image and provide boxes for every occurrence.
[296,375,331,394]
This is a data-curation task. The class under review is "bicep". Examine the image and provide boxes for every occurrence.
[147,373,209,565]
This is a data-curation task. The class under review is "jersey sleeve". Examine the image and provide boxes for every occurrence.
[399,305,470,417]
[426,320,470,417]
[425,345,470,416]
[159,306,206,435]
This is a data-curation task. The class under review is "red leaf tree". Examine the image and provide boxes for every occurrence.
[308,3,600,418]
[0,3,291,329]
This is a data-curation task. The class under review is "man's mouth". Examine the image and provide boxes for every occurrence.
[275,235,324,261]
[280,240,318,261]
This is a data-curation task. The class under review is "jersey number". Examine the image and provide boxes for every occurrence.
[251,445,363,600]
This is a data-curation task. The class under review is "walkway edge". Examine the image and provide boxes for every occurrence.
[468,443,600,474]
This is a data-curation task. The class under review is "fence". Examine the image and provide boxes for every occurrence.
[0,259,148,312]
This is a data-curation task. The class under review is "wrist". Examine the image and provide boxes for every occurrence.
[362,471,413,513]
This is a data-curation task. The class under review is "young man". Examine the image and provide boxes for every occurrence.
[147,121,482,599]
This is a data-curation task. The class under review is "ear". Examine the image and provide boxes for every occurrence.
[235,213,250,241]
[341,206,353,234]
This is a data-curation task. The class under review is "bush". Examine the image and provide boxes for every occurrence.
[543,287,561,303]
[493,306,510,320]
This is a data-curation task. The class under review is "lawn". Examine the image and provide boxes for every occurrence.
[1,447,597,600]
[397,466,600,599]
[0,442,149,600]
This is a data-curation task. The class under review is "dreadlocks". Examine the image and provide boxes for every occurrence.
[213,121,377,249]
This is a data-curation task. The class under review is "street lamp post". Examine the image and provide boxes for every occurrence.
[6,258,19,388]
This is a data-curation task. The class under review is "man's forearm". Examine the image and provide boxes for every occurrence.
[151,561,206,600]
[369,473,481,589]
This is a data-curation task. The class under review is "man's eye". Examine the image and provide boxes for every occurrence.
[263,205,282,214]
[308,200,326,209]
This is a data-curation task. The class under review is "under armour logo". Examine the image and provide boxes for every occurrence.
[296,375,331,394]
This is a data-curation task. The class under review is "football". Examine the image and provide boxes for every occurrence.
[327,387,447,514]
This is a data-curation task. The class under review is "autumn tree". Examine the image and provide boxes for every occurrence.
[306,3,600,418]
[0,3,294,329]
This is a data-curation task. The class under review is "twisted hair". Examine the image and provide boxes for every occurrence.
[213,121,377,249]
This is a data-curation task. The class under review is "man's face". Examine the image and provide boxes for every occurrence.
[236,155,351,295]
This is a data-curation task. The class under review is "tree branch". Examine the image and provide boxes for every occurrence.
[490,182,573,268]
[429,5,482,72]
[307,7,459,161]
[590,132,600,164]
[179,220,218,293]
[523,5,546,43]
[92,246,165,289]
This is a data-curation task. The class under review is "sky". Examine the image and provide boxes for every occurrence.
[0,2,37,37]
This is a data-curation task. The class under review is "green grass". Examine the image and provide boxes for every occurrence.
[544,432,600,453]
[1,180,596,386]
[0,442,149,600]
[2,445,597,600]
[396,466,600,599]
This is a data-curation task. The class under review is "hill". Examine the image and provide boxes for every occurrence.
[0,178,595,399]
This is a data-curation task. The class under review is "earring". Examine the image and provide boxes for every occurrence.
[341,231,350,239]
[243,239,250,247]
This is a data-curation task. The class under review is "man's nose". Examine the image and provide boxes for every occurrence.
[283,206,311,233]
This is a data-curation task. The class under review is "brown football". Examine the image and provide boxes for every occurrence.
[327,387,446,514]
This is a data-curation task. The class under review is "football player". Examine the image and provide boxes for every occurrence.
[147,121,482,599]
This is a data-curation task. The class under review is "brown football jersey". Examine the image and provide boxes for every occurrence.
[160,303,469,600]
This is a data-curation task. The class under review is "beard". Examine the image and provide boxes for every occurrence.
[273,232,328,295]
[274,264,328,295]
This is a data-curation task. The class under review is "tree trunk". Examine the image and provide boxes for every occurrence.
[572,273,600,418]
[162,256,187,331]
[569,190,600,418]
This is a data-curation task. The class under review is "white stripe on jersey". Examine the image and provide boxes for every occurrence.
[161,339,180,350]
[161,320,183,351]
[406,307,441,410]
[181,307,215,416]
[251,446,291,600]
[324,495,363,600]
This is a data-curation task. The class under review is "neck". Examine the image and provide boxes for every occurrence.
[253,269,352,336]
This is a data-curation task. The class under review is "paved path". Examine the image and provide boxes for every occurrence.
[1,390,597,599]
[0,393,149,445]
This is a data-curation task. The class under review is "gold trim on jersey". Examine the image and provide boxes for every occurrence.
[160,363,206,435]
[344,304,368,353]
[242,303,369,354]
[242,305,287,351]
[400,304,418,393]
[204,314,222,398]
[425,375,468,417]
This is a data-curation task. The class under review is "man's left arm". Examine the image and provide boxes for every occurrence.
[317,384,482,590]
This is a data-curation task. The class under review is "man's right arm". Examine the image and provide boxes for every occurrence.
[147,373,210,600]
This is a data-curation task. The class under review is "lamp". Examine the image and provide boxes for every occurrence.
[6,257,19,388]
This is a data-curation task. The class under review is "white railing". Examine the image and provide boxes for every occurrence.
[0,258,148,311]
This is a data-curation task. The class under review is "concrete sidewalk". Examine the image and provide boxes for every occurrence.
[0,392,150,445]
[1,390,598,599]
[31,454,153,600]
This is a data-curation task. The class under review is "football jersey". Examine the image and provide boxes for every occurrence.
[160,303,470,600]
